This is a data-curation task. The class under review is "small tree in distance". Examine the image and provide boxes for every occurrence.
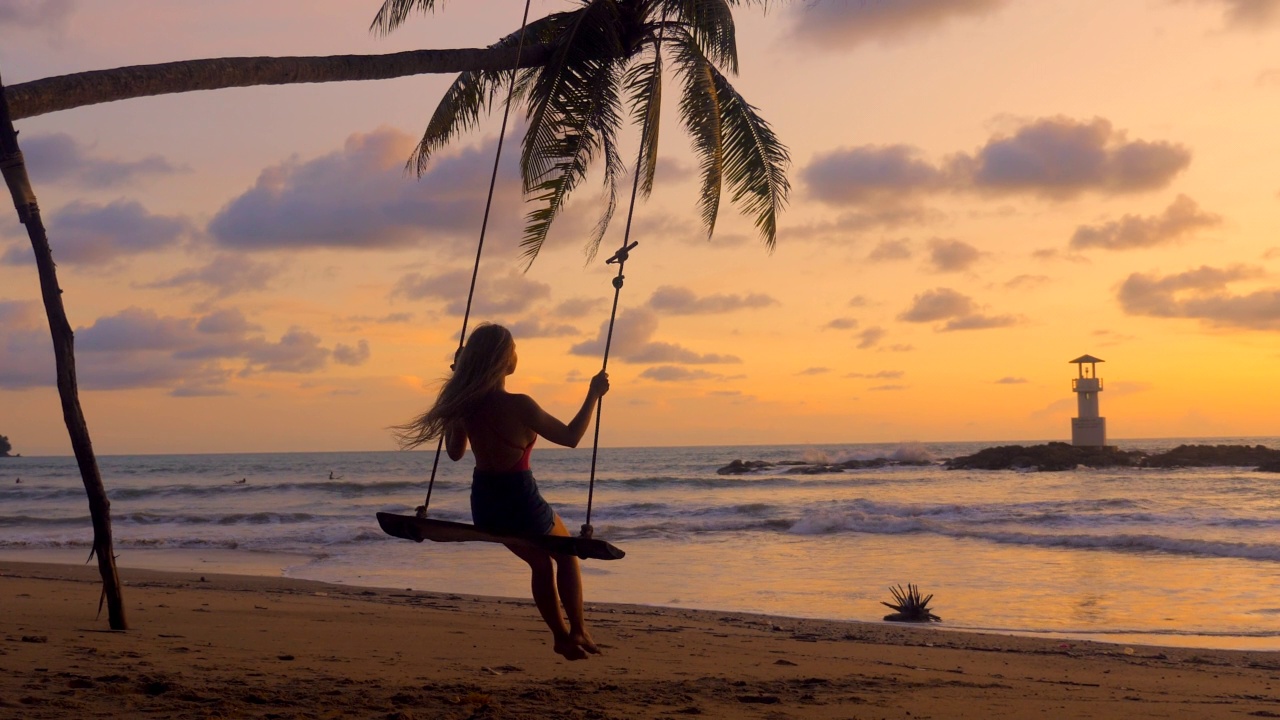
[0,435,11,457]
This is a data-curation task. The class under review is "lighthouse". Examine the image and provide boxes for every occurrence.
[1069,354,1106,446]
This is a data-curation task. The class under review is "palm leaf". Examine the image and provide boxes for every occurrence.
[673,34,724,239]
[708,61,789,248]
[409,16,562,175]
[369,0,441,35]
[624,40,664,198]
[520,0,628,263]
[661,0,738,74]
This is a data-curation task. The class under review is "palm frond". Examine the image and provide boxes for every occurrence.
[369,0,441,36]
[409,16,561,175]
[624,41,664,198]
[661,0,738,74]
[673,34,723,239]
[708,62,789,249]
[520,0,628,263]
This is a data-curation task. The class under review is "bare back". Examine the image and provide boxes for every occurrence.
[462,391,536,472]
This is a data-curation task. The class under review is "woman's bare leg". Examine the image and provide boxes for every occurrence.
[505,542,586,660]
[548,514,599,654]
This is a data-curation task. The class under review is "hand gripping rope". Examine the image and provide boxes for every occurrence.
[417,0,532,518]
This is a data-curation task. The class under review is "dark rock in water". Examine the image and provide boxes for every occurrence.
[945,442,1144,472]
[1139,444,1280,468]
[1257,460,1280,473]
[717,459,773,475]
[718,454,936,475]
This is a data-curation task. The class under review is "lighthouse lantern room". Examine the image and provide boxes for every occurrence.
[1069,354,1106,446]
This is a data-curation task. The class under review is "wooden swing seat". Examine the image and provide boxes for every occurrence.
[376,512,625,561]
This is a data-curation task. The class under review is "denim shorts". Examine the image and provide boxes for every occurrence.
[470,469,555,536]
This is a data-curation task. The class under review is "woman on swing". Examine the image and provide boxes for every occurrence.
[396,323,609,660]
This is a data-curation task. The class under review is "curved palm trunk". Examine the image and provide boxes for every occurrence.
[0,72,127,630]
[5,44,552,120]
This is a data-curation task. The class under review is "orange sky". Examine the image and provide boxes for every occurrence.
[2,0,1279,455]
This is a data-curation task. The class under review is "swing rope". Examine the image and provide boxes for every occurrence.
[580,15,667,539]
[418,0,533,518]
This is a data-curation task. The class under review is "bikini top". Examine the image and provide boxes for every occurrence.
[497,434,536,472]
[476,411,535,472]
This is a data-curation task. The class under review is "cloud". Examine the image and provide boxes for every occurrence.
[869,384,908,391]
[846,370,905,379]
[0,0,74,29]
[137,254,281,299]
[0,306,357,394]
[797,367,830,376]
[553,297,606,319]
[209,127,522,253]
[927,238,982,272]
[803,118,1188,211]
[1032,247,1090,264]
[1117,264,1280,330]
[995,376,1028,384]
[848,295,871,307]
[1069,195,1221,250]
[1005,274,1050,289]
[897,287,1019,331]
[347,312,414,324]
[333,339,371,366]
[647,285,778,315]
[787,0,1011,49]
[639,366,720,382]
[825,317,859,330]
[20,133,184,188]
[1190,0,1280,27]
[506,317,580,339]
[803,145,945,205]
[2,200,192,266]
[856,326,887,349]
[392,267,551,316]
[0,299,40,327]
[239,328,330,374]
[868,238,913,261]
[941,314,1018,331]
[957,117,1190,198]
[569,307,740,364]
[898,287,976,322]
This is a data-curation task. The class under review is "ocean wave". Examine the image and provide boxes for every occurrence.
[785,502,1280,561]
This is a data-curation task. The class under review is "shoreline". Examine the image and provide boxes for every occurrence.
[3,561,1278,719]
[4,547,1276,653]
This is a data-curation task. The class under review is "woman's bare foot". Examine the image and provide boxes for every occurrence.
[570,630,600,655]
[554,636,589,661]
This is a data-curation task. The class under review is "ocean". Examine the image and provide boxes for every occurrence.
[2,438,1278,651]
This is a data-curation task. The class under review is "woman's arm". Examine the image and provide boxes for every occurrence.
[513,371,609,448]
[444,420,467,461]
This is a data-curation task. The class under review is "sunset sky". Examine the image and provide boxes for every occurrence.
[3,0,1280,455]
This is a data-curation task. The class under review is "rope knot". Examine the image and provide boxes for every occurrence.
[612,275,624,289]
[579,523,594,539]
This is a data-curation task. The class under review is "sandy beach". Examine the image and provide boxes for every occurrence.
[1,561,1277,719]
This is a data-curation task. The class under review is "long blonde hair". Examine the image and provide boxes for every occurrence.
[393,323,515,449]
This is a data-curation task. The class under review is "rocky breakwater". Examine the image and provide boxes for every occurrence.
[717,456,934,475]
[944,442,1143,472]
[944,442,1280,472]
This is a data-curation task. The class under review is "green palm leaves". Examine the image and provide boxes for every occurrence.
[376,0,789,263]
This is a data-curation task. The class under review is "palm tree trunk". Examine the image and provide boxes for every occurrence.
[0,71,127,630]
[5,44,552,120]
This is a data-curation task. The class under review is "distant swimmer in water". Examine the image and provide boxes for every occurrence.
[235,478,247,485]
[329,471,344,480]
[14,478,19,484]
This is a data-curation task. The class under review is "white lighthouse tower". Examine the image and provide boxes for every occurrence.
[1069,354,1106,446]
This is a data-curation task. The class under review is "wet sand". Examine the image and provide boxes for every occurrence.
[2,561,1277,719]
